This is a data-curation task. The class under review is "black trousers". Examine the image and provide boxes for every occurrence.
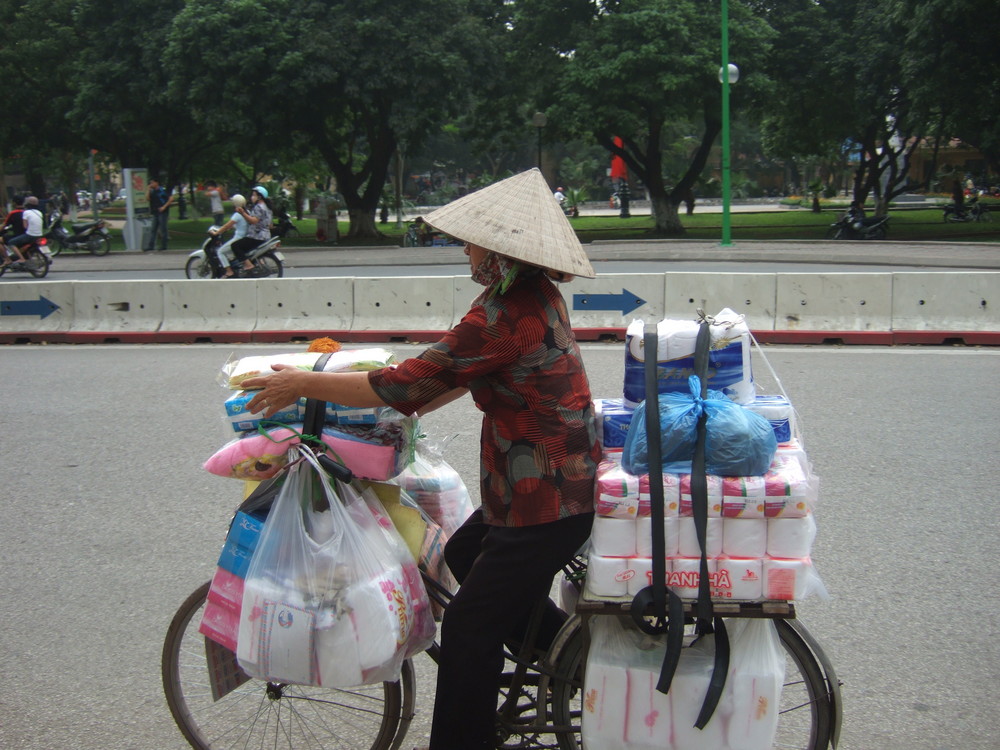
[429,508,594,750]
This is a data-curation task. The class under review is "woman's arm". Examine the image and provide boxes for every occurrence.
[416,387,468,416]
[242,366,386,418]
[238,206,260,225]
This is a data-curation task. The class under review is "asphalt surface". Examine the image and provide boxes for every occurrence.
[2,344,998,750]
[46,237,1000,274]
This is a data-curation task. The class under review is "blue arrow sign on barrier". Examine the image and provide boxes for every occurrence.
[572,288,647,315]
[1,295,60,319]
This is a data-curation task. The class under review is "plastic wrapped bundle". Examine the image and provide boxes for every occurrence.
[623,375,777,477]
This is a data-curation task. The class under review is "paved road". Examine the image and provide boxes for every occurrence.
[38,237,1000,281]
[1,344,998,749]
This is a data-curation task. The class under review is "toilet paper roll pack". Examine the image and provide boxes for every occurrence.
[622,311,755,408]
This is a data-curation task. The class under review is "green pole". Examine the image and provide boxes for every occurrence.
[721,0,732,246]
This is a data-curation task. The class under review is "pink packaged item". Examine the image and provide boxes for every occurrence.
[203,423,402,481]
[595,457,640,518]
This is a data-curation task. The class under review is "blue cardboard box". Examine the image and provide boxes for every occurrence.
[216,510,267,578]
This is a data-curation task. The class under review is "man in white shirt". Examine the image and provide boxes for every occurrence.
[1,195,43,266]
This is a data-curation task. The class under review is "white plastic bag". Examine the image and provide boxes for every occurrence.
[392,420,474,536]
[721,619,786,750]
[236,447,434,687]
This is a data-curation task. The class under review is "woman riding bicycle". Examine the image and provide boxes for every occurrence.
[226,185,272,277]
[242,169,600,750]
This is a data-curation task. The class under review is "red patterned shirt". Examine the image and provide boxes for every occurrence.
[368,270,600,527]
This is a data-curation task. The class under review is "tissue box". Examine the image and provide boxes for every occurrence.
[217,511,267,578]
[224,391,300,433]
[594,398,635,450]
[746,394,794,444]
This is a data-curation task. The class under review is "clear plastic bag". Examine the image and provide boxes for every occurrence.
[392,419,474,536]
[236,447,434,687]
[623,375,777,477]
[720,619,785,750]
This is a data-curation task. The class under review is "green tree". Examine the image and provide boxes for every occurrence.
[168,0,498,238]
[901,0,1000,176]
[66,0,217,190]
[515,0,774,234]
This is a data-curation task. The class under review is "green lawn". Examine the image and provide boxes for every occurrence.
[83,200,1000,252]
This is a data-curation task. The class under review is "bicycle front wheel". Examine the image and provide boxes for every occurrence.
[161,581,410,750]
[549,616,832,750]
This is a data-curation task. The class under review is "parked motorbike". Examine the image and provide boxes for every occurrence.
[45,212,111,256]
[272,208,299,238]
[827,207,889,240]
[185,227,285,279]
[942,196,991,223]
[0,235,52,278]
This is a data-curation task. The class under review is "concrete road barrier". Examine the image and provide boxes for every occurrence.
[1,271,997,345]
[664,272,777,331]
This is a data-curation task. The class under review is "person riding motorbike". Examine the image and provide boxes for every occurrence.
[208,194,248,271]
[1,196,43,267]
[226,186,272,277]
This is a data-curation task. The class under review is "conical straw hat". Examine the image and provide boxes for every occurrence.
[423,168,596,279]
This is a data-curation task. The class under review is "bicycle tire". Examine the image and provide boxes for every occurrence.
[161,581,410,750]
[548,616,832,750]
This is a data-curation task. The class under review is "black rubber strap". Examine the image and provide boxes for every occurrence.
[690,319,730,726]
[301,352,334,443]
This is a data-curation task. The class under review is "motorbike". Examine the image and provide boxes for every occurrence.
[827,208,889,240]
[272,208,299,238]
[942,196,991,223]
[45,212,111,256]
[185,227,285,279]
[0,235,52,278]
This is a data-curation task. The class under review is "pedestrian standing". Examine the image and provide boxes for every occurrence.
[145,177,175,251]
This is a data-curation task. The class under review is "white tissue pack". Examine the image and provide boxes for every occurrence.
[585,311,827,604]
[623,309,755,408]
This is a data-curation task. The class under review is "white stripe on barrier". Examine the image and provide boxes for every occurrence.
[256,277,354,332]
[354,276,455,331]
[775,273,893,331]
[159,279,258,332]
[663,272,777,331]
[70,280,164,333]
[0,281,74,333]
[891,271,999,331]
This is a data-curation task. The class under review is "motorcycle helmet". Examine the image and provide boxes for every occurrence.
[24,196,38,206]
[252,185,269,199]
[231,194,246,208]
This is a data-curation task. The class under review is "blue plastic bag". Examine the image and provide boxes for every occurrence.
[623,375,777,477]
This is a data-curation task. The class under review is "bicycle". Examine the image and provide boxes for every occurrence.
[162,542,841,749]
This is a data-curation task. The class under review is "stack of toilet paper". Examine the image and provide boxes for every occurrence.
[583,616,784,750]
[586,448,822,603]
[622,310,755,408]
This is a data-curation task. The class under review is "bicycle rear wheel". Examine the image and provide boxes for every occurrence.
[548,616,832,750]
[161,581,410,750]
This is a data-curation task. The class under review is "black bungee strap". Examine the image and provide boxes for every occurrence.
[628,318,730,729]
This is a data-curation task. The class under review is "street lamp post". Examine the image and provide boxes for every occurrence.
[531,112,548,171]
[720,0,738,246]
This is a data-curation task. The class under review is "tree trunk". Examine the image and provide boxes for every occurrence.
[345,205,379,238]
[650,193,683,233]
